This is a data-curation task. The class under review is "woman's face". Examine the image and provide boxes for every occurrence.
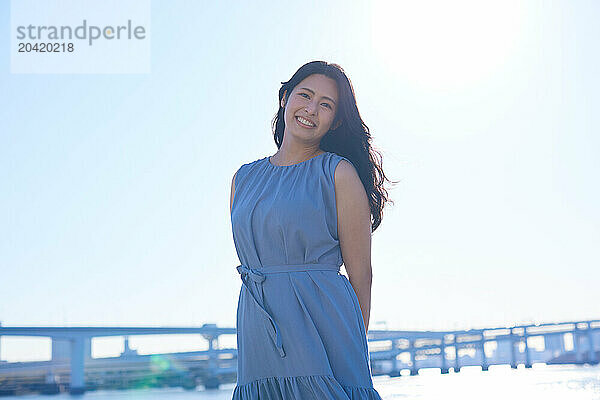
[281,73,340,145]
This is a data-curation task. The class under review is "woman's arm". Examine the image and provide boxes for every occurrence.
[334,160,373,332]
[230,170,238,215]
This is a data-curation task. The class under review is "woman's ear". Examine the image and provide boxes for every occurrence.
[332,120,342,130]
[280,90,287,108]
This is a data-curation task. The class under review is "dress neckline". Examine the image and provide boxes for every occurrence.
[266,151,328,168]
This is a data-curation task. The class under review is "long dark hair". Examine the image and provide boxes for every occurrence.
[271,61,397,232]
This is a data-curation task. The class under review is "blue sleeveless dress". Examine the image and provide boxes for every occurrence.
[230,151,382,399]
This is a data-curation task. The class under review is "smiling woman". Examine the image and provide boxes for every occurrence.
[229,61,396,399]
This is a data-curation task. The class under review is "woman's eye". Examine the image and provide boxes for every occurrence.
[298,92,331,109]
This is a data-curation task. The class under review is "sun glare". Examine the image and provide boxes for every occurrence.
[371,0,525,90]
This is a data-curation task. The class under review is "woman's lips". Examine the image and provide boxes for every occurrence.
[295,116,316,129]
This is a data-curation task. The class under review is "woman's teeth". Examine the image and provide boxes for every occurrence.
[296,116,315,127]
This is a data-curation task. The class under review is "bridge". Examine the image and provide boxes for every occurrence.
[0,319,598,395]
[0,323,231,394]
[366,319,599,376]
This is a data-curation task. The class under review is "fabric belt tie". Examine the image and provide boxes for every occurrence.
[236,263,341,358]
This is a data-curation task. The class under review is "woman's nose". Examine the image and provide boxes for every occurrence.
[305,101,317,115]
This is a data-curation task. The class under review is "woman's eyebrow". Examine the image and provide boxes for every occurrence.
[299,87,336,105]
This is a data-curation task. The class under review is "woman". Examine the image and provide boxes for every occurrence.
[229,61,394,399]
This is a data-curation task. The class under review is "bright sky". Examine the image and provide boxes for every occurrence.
[1,0,599,361]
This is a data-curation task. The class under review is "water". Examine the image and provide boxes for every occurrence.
[13,365,600,400]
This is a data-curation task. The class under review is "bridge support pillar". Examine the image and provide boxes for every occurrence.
[454,340,460,373]
[440,337,449,374]
[69,337,85,395]
[588,324,598,365]
[524,331,532,368]
[573,327,583,364]
[201,332,220,390]
[389,339,401,377]
[510,329,517,369]
[409,339,418,376]
[480,338,489,371]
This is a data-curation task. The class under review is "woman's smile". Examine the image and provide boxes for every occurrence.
[295,116,316,129]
